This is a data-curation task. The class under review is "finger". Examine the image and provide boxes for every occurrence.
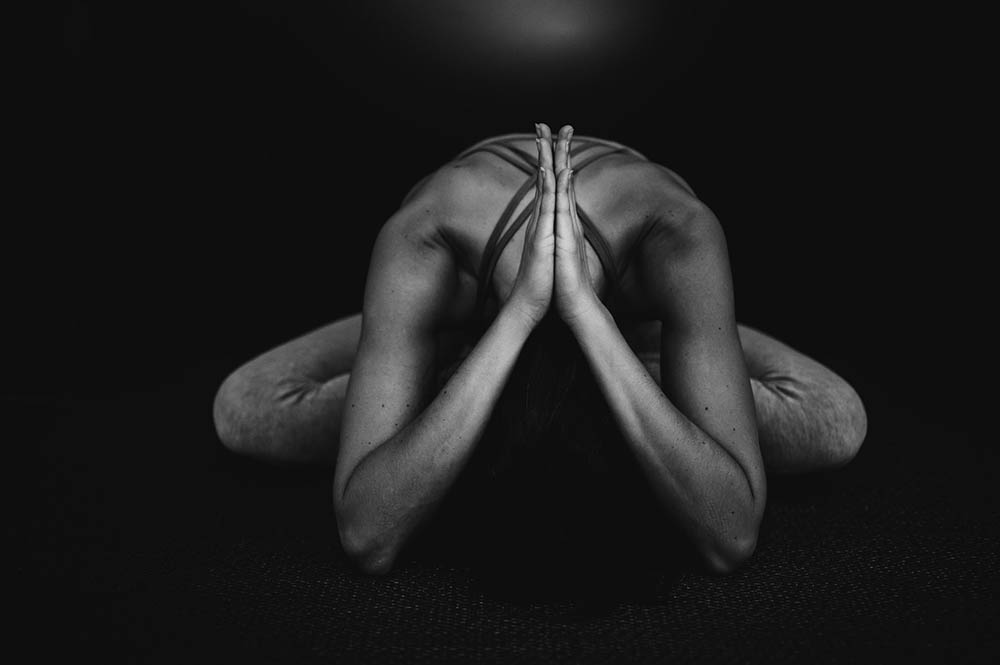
[539,166,556,231]
[566,126,574,171]
[555,167,577,248]
[537,123,554,173]
[528,127,548,236]
[538,122,552,141]
[532,167,555,250]
[535,130,549,165]
[526,164,544,239]
[555,125,572,173]
[568,170,589,262]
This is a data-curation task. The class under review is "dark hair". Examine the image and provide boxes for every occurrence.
[448,311,631,544]
[420,309,684,574]
[482,309,610,477]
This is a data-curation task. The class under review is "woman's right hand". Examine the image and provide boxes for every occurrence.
[506,123,556,330]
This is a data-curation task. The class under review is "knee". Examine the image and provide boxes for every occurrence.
[820,381,868,469]
[212,367,275,458]
[213,369,250,455]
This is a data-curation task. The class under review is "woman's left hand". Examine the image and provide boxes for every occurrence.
[553,124,602,328]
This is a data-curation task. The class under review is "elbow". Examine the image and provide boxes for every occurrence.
[702,526,759,575]
[352,546,398,577]
[700,490,764,575]
[334,496,398,576]
[338,520,398,576]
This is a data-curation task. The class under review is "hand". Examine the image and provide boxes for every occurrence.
[553,124,601,327]
[505,122,556,330]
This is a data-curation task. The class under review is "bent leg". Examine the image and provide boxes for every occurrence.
[214,314,867,474]
[635,323,867,475]
[737,325,868,474]
[212,313,363,466]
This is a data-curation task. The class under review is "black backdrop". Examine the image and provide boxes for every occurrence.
[19,6,993,660]
[35,1,984,432]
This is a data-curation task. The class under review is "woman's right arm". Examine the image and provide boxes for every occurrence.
[332,198,535,576]
[335,127,556,575]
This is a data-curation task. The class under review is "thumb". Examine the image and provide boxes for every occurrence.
[555,167,577,251]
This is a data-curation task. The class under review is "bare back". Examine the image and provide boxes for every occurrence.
[398,133,702,363]
[213,129,868,534]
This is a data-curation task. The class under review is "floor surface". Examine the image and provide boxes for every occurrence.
[18,370,999,663]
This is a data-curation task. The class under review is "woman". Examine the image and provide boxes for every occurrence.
[212,124,867,576]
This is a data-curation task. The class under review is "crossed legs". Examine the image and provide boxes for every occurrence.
[213,314,867,473]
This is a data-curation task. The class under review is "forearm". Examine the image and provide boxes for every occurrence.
[569,304,759,570]
[337,306,533,572]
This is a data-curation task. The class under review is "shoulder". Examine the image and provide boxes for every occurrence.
[627,164,733,307]
[376,159,493,252]
[369,160,499,327]
[585,158,709,232]
[621,162,724,257]
[367,164,488,303]
[401,153,511,222]
[388,154,514,277]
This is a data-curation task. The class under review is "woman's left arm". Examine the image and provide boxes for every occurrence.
[566,198,766,574]
[550,127,764,573]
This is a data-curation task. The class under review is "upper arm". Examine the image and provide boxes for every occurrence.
[637,196,766,511]
[332,196,460,505]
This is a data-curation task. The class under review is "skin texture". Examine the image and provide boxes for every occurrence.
[212,124,868,575]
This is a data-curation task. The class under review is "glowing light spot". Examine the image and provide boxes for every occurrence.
[377,0,653,74]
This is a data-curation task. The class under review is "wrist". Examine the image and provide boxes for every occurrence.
[498,301,540,340]
[562,296,610,336]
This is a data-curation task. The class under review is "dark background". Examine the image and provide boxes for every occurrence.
[39,0,987,440]
[16,2,993,661]
[33,0,982,424]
